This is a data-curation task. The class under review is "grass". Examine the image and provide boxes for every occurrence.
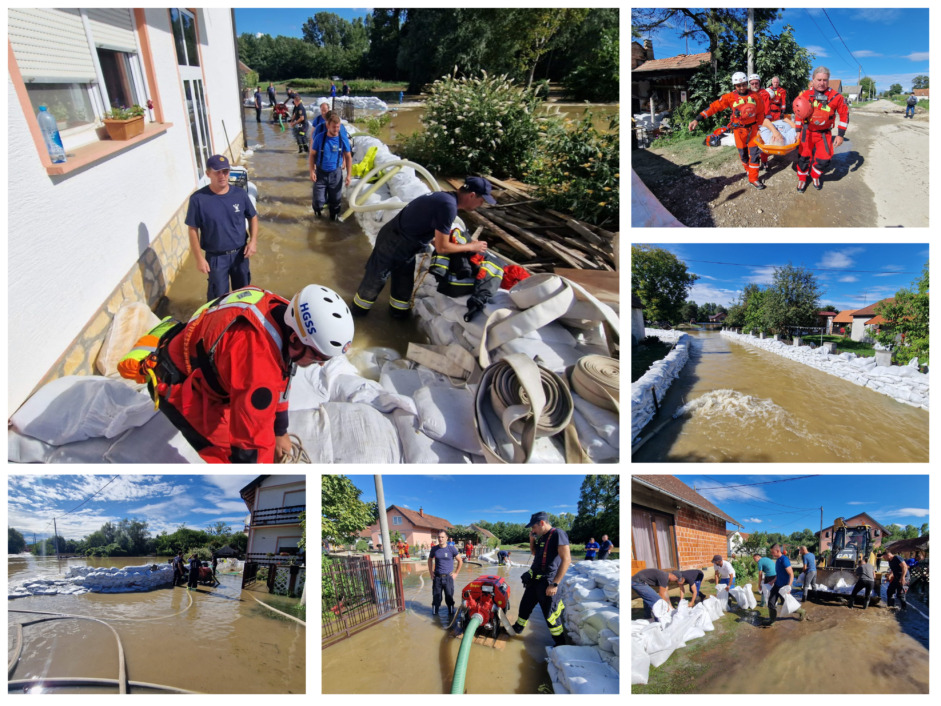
[632,338,672,382]
[802,334,876,357]
[281,78,409,93]
[886,95,929,112]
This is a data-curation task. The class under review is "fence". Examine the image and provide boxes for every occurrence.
[322,555,405,648]
[242,560,306,597]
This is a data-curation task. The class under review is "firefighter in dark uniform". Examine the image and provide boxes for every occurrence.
[428,530,463,616]
[511,512,572,646]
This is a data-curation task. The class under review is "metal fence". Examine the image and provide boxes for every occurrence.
[322,555,405,648]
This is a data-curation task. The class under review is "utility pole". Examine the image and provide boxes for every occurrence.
[747,8,755,77]
[819,507,824,553]
[374,475,393,563]
[53,518,60,560]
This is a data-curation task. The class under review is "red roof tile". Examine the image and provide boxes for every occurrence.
[633,475,742,527]
[818,311,837,316]
[852,298,894,317]
[913,89,929,97]
[832,309,856,323]
[633,52,711,72]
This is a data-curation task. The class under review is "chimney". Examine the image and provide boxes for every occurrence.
[644,39,654,61]
[419,507,423,517]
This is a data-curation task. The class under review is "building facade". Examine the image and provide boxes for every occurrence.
[239,475,306,560]
[8,8,245,413]
[817,513,888,553]
[365,505,453,551]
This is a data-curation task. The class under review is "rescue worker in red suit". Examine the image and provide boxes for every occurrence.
[688,71,785,190]
[766,76,788,121]
[795,66,849,192]
[143,285,353,463]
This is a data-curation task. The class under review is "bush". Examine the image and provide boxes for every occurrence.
[731,556,758,582]
[528,110,618,227]
[352,112,391,137]
[399,68,545,177]
[563,27,618,102]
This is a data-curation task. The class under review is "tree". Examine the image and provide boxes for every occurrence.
[366,9,404,81]
[912,75,929,90]
[631,245,699,324]
[761,264,821,334]
[683,300,699,322]
[889,83,903,96]
[548,512,575,532]
[873,263,929,366]
[570,475,619,544]
[919,523,928,536]
[208,521,231,537]
[741,531,769,555]
[742,286,766,334]
[322,475,374,545]
[508,9,588,87]
[9,527,27,554]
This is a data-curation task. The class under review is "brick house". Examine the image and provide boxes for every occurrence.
[632,475,743,572]
[817,311,838,334]
[817,512,888,552]
[848,298,895,341]
[364,505,453,552]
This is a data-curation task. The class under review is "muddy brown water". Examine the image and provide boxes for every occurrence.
[322,560,557,694]
[8,555,304,694]
[633,330,929,462]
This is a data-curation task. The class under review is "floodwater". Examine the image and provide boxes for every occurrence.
[322,560,558,694]
[8,554,305,694]
[632,330,929,462]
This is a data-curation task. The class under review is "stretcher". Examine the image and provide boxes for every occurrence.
[756,141,800,156]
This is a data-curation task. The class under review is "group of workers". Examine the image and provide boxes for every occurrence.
[584,535,614,561]
[689,66,849,192]
[171,550,215,590]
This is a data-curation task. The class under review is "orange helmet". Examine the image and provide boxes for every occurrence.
[793,95,813,120]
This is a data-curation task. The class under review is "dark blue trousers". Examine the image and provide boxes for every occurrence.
[206,249,251,302]
[313,167,343,216]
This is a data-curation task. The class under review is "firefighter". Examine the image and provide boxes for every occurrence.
[119,284,354,463]
[352,177,494,318]
[794,66,849,192]
[766,75,788,122]
[428,530,462,616]
[428,222,506,321]
[511,512,572,646]
[688,71,786,190]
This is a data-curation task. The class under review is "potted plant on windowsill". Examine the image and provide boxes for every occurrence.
[103,104,146,140]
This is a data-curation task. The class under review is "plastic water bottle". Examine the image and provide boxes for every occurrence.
[37,106,66,164]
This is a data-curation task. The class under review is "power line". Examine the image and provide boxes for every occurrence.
[59,476,121,518]
[822,9,865,75]
[702,476,819,512]
[684,258,920,276]
[803,9,857,73]
[696,475,819,490]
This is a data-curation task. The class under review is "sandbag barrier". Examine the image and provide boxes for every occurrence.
[631,329,690,444]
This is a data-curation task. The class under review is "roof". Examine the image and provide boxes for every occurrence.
[818,512,890,535]
[470,524,498,540]
[852,298,894,317]
[727,531,750,540]
[829,79,842,94]
[386,505,452,531]
[883,535,929,554]
[843,85,861,94]
[864,315,887,326]
[633,51,711,73]
[709,312,727,321]
[832,309,856,323]
[239,475,269,510]
[818,311,838,317]
[913,89,929,96]
[633,475,743,528]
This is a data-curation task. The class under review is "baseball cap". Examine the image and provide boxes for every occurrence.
[525,511,549,528]
[207,154,230,171]
[463,176,497,204]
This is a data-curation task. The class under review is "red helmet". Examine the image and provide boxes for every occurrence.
[734,102,758,124]
[793,95,813,120]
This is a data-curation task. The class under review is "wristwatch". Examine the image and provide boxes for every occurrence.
[550,582,559,587]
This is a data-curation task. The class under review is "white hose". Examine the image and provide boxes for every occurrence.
[339,157,441,222]
[245,592,306,626]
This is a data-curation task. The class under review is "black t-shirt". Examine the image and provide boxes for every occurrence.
[632,568,670,588]
[292,102,307,124]
[889,555,905,579]
[531,527,569,576]
[681,569,704,585]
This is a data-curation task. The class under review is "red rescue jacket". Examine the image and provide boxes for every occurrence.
[699,90,771,129]
[766,86,787,120]
[795,88,849,135]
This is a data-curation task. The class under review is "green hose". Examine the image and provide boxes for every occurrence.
[450,614,482,694]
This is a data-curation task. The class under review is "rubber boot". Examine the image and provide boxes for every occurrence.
[552,633,566,647]
[511,622,524,635]
[448,605,454,617]
[433,605,439,615]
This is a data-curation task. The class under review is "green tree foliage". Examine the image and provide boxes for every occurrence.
[889,83,903,95]
[873,263,929,366]
[742,286,767,333]
[548,513,575,532]
[762,264,822,334]
[683,301,699,322]
[883,524,921,543]
[859,76,875,98]
[322,475,374,544]
[507,9,588,87]
[920,523,928,536]
[741,531,770,555]
[474,520,530,544]
[631,245,699,324]
[207,521,231,536]
[912,75,929,90]
[365,9,404,81]
[529,110,619,227]
[570,475,619,544]
[550,9,618,100]
[9,527,27,554]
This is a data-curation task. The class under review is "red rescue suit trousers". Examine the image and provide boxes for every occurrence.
[797,129,835,182]
[733,124,763,183]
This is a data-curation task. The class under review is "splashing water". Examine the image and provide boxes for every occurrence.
[674,389,785,421]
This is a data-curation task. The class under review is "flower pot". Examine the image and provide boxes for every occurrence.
[103,115,145,141]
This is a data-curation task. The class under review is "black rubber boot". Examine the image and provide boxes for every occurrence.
[812,178,822,190]
[797,180,808,193]
[511,623,524,635]
[448,605,454,617]
[552,634,566,647]
[314,209,322,218]
[350,304,369,317]
[433,605,439,615]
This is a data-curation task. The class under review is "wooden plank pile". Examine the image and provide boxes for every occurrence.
[445,177,617,273]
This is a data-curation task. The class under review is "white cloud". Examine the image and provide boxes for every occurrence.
[902,52,929,62]
[743,517,763,524]
[852,50,882,58]
[846,501,873,505]
[817,247,863,269]
[686,283,739,309]
[883,507,930,518]
[854,9,901,23]
[749,266,778,286]
[838,276,858,283]
[692,273,719,281]
[697,482,769,504]
[255,32,264,39]
[804,45,828,58]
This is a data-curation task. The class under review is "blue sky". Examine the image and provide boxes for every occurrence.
[345,475,597,526]
[672,474,929,536]
[633,7,929,92]
[643,242,928,311]
[235,8,370,39]
[6,475,262,544]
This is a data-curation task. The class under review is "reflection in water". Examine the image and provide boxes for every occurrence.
[322,560,555,694]
[633,330,929,462]
[8,555,304,694]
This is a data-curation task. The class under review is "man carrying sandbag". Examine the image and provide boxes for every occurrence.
[753,552,776,607]
[765,543,806,626]
[631,567,683,619]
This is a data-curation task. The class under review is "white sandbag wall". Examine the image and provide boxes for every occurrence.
[722,329,929,410]
[310,96,389,112]
[9,563,174,597]
[547,560,620,694]
[631,329,690,443]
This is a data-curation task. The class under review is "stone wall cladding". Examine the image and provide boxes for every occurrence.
[722,330,929,411]
[675,505,727,570]
[631,328,691,443]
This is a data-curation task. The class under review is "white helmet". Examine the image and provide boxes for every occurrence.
[284,284,354,358]
[748,73,761,83]
[731,72,748,85]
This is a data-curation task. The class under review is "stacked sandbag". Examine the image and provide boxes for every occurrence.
[10,564,174,596]
[310,96,389,113]
[630,596,721,685]
[631,328,690,443]
[551,560,620,692]
[546,645,619,694]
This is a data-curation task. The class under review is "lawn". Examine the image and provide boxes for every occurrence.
[803,334,876,357]
[632,338,672,382]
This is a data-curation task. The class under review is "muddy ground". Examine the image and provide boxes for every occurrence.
[632,99,928,227]
[632,582,929,694]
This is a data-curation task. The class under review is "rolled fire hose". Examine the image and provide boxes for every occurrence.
[339,155,441,222]
[450,614,483,694]
[570,355,619,412]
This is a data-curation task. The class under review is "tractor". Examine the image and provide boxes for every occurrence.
[808,517,883,606]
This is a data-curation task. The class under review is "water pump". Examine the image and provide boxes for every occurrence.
[455,575,511,638]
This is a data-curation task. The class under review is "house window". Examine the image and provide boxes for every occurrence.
[874,530,879,536]
[392,516,402,525]
[97,48,143,110]
[632,506,678,570]
[170,8,200,67]
[825,531,829,538]
[23,84,97,132]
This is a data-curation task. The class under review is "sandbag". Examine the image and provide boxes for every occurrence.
[347,346,401,381]
[389,409,471,464]
[779,588,802,617]
[743,583,757,609]
[413,385,483,454]
[631,634,650,685]
[651,598,672,623]
[729,585,748,608]
[288,403,401,463]
[715,585,729,610]
[95,302,161,376]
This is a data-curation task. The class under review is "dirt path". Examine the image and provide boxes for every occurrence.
[632,101,928,227]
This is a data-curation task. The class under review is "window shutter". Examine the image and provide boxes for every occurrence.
[8,9,97,83]
[87,8,138,53]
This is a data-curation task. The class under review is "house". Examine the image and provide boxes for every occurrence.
[632,293,646,345]
[817,311,838,334]
[365,505,453,551]
[913,88,929,101]
[849,298,895,341]
[826,79,843,95]
[631,39,711,116]
[8,8,246,413]
[727,530,751,557]
[708,312,727,323]
[239,475,306,562]
[843,85,861,101]
[817,513,888,553]
[632,475,743,573]
[832,308,856,336]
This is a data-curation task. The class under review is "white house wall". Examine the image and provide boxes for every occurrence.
[249,529,303,556]
[254,475,306,511]
[7,8,242,412]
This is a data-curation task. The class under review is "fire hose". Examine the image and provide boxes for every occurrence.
[570,355,620,413]
[450,614,483,694]
[338,155,441,222]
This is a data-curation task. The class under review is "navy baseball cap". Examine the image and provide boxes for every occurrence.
[526,511,549,528]
[463,176,497,204]
[207,154,230,171]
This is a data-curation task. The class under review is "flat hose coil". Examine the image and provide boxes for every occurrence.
[489,362,573,437]
[570,355,619,412]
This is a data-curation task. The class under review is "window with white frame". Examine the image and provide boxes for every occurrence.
[392,516,403,525]
[9,8,148,149]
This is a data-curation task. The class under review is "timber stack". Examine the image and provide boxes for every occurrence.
[444,177,618,273]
